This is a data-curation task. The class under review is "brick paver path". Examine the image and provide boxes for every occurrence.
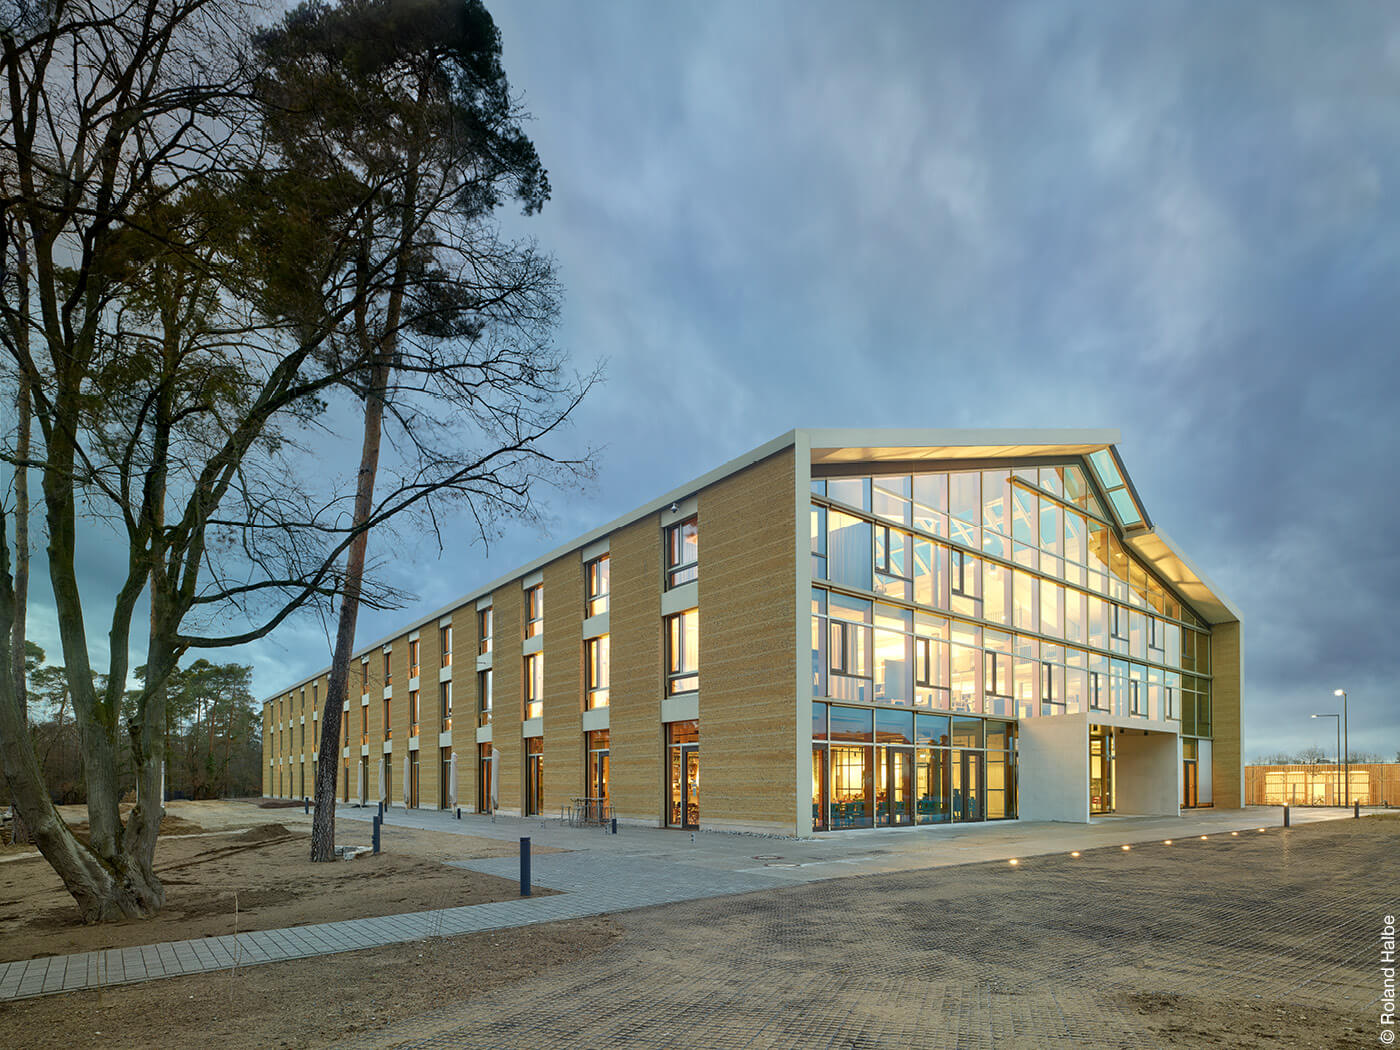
[341,817,1397,1049]
[0,850,783,1002]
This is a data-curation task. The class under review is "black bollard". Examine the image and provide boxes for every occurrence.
[1283,804,1290,828]
[456,807,461,820]
[520,836,531,897]
[372,814,381,854]
[303,797,309,815]
[611,817,618,835]
[1354,801,1360,818]
[378,800,384,819]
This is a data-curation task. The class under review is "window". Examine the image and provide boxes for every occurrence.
[440,680,452,731]
[478,608,492,654]
[1090,671,1107,711]
[383,650,392,687]
[478,668,493,725]
[408,638,420,679]
[440,625,452,667]
[665,516,698,588]
[1110,603,1124,640]
[586,636,610,709]
[360,660,369,696]
[312,682,318,712]
[360,703,368,745]
[383,695,392,739]
[585,555,610,617]
[665,609,699,695]
[915,637,933,687]
[524,585,543,639]
[524,653,543,719]
[409,688,420,736]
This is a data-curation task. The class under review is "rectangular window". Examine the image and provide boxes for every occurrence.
[665,516,699,588]
[523,653,543,719]
[360,660,369,696]
[585,554,610,617]
[383,650,392,687]
[524,585,543,639]
[586,635,610,709]
[665,609,699,695]
[312,682,318,712]
[827,510,873,590]
[409,688,420,736]
[440,625,452,667]
[408,638,420,679]
[440,680,452,731]
[383,696,392,739]
[360,703,368,745]
[478,608,492,654]
[478,668,493,725]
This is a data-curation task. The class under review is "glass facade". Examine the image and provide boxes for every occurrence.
[812,702,1016,829]
[811,462,1212,828]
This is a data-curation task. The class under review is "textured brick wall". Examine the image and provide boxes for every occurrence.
[1210,619,1243,808]
[698,449,798,832]
[609,516,664,822]
[542,555,584,815]
[492,584,524,813]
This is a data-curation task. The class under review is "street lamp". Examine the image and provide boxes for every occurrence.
[1334,689,1350,806]
[1311,713,1340,805]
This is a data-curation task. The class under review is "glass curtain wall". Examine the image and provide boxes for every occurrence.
[812,702,1016,830]
[811,462,1212,827]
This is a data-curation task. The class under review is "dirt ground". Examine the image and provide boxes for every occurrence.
[0,801,554,961]
[0,917,622,1050]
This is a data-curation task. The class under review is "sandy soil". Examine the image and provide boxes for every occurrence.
[0,918,622,1050]
[0,805,556,961]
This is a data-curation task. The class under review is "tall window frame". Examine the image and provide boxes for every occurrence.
[524,585,544,639]
[523,653,543,719]
[408,638,420,679]
[585,635,610,709]
[585,554,610,617]
[664,517,699,589]
[665,609,699,695]
[440,625,452,667]
[440,680,452,732]
[478,608,492,654]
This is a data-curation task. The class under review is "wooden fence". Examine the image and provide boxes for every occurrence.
[1245,763,1400,807]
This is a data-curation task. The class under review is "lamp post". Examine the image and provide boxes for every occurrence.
[1334,689,1349,806]
[1311,713,1340,805]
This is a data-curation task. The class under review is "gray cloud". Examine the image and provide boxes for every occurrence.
[23,1,1399,761]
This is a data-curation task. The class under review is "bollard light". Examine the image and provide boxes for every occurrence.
[1008,858,1019,866]
[1070,851,1080,858]
[1121,844,1131,851]
[1164,840,1173,845]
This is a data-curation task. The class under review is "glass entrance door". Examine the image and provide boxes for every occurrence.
[670,744,699,828]
[1090,726,1114,814]
[952,749,982,821]
[1182,759,1197,808]
[878,746,914,826]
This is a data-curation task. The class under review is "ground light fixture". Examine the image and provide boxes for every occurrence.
[1200,835,1208,840]
[1070,851,1080,858]
[1008,859,1019,866]
[1231,831,1238,836]
[1121,844,1131,851]
[1164,839,1173,845]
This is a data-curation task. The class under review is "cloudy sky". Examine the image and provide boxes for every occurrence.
[25,1,1400,761]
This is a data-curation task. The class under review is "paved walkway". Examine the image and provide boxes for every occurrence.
[0,803,1376,1003]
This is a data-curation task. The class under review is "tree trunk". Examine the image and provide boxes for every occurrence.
[0,512,162,919]
[8,369,32,845]
[310,350,392,861]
